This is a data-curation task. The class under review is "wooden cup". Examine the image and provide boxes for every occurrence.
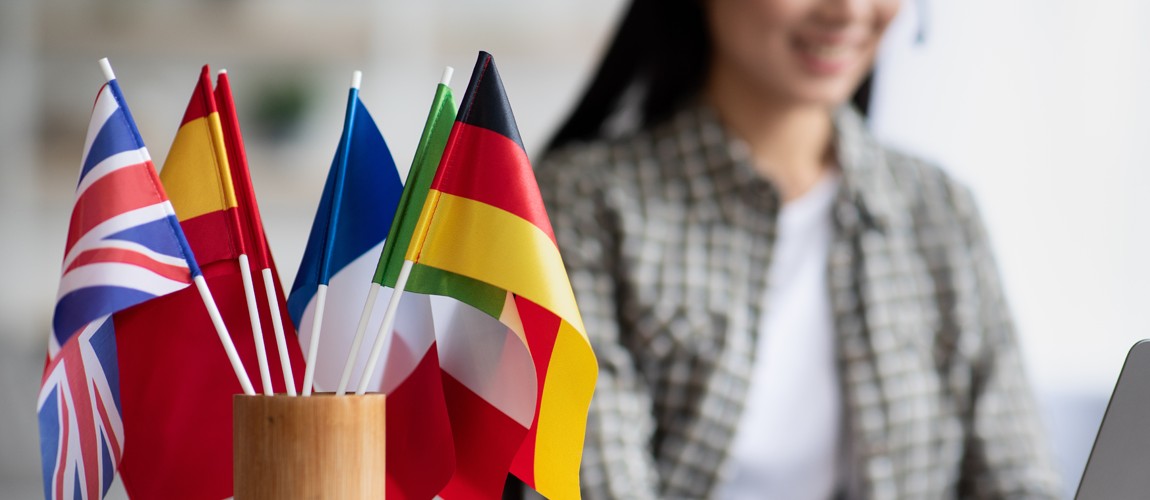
[233,394,386,499]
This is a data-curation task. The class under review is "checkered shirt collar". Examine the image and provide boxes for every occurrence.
[647,100,905,234]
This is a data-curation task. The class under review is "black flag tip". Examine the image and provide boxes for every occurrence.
[457,51,525,151]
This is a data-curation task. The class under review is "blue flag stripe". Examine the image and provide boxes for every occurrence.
[88,320,122,412]
[80,105,139,181]
[54,286,153,346]
[39,387,60,500]
[99,431,113,496]
[317,87,361,284]
[105,216,189,259]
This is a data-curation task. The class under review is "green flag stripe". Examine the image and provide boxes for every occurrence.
[375,83,457,285]
[405,263,506,318]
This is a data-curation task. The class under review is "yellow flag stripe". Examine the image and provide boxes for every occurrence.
[415,191,587,337]
[405,189,441,262]
[161,113,238,221]
[533,319,598,499]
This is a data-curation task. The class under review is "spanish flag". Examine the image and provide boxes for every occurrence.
[161,66,241,265]
[403,52,597,500]
[115,65,304,499]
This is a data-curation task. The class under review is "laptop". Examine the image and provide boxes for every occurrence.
[1075,339,1150,499]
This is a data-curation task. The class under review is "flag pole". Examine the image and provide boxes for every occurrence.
[239,254,274,395]
[352,66,454,396]
[356,260,413,395]
[98,57,116,83]
[195,272,257,395]
[218,68,275,396]
[302,70,362,396]
[263,268,298,395]
[302,284,327,395]
[335,283,380,395]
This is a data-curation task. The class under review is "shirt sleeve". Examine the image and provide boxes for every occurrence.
[949,183,1063,499]
[536,148,662,499]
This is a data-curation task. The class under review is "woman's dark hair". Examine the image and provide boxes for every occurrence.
[544,0,874,154]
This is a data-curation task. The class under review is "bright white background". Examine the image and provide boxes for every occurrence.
[2,1,1145,498]
[874,0,1150,395]
[871,2,1150,493]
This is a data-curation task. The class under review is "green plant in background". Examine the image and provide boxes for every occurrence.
[251,75,313,143]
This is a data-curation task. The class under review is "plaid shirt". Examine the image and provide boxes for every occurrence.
[535,102,1062,499]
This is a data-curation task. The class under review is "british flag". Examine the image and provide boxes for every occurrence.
[37,66,200,500]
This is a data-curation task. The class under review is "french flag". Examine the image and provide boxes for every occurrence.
[286,79,453,500]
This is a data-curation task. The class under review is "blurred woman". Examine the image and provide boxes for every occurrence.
[534,0,1062,497]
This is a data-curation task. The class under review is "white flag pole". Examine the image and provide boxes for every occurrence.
[301,70,363,396]
[238,255,274,395]
[356,260,414,395]
[98,58,116,82]
[194,275,257,395]
[301,284,328,396]
[262,268,297,395]
[335,283,381,395]
[439,66,454,92]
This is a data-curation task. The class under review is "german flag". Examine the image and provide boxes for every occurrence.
[404,52,597,500]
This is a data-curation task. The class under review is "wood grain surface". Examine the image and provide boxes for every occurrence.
[233,394,386,499]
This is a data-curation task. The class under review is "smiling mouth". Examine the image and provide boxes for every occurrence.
[794,38,863,75]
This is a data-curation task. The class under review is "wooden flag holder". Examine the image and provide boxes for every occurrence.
[233,394,386,499]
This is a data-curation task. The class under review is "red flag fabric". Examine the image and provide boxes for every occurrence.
[115,65,305,499]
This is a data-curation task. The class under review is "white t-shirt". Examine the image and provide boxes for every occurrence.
[714,173,843,500]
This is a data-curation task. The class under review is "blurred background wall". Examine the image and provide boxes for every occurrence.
[2,0,1145,498]
[870,1,1150,496]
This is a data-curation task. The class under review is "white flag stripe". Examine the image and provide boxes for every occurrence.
[37,352,70,408]
[77,319,125,442]
[336,283,382,395]
[297,246,437,394]
[65,238,192,274]
[374,291,435,394]
[46,334,61,361]
[56,262,189,302]
[75,148,152,198]
[79,87,120,172]
[298,246,381,391]
[430,296,537,428]
[62,203,178,269]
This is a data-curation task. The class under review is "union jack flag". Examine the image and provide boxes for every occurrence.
[37,69,200,500]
